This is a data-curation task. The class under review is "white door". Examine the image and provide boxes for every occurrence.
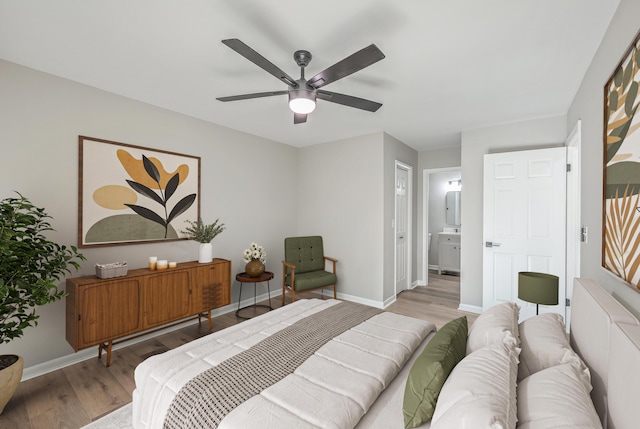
[483,147,567,321]
[395,163,411,294]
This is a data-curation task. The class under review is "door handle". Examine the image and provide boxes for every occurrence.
[485,241,501,248]
[399,235,404,239]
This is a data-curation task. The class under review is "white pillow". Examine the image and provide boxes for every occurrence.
[517,363,601,429]
[518,313,590,381]
[466,302,520,354]
[431,341,519,429]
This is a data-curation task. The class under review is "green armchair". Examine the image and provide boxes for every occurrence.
[282,236,338,304]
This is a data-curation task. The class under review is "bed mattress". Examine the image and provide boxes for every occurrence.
[132,298,435,429]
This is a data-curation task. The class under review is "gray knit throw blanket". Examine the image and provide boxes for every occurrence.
[163,301,382,429]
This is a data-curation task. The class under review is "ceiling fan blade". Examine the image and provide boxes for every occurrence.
[222,39,298,87]
[317,90,382,112]
[294,113,308,124]
[217,90,288,102]
[307,44,385,90]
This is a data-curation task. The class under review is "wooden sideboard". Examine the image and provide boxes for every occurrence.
[66,258,231,366]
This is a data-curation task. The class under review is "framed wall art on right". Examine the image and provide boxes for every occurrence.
[603,28,640,290]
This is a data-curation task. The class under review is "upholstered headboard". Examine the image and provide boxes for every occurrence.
[570,278,639,429]
[608,322,640,429]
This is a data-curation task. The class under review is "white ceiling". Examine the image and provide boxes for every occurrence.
[0,0,620,151]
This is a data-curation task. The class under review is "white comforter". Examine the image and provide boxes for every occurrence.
[132,299,435,429]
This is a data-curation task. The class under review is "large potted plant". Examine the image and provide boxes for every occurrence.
[182,217,225,263]
[0,193,84,413]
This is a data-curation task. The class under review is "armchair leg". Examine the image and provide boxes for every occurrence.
[282,284,285,306]
[333,285,337,299]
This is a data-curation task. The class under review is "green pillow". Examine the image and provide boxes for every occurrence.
[402,316,468,428]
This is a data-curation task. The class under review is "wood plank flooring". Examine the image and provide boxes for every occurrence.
[0,272,474,429]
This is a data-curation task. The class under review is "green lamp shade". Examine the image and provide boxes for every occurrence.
[518,272,559,305]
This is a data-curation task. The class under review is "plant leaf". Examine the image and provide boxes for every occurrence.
[609,89,619,112]
[165,173,180,202]
[142,155,161,182]
[126,180,164,205]
[614,66,623,87]
[124,204,166,227]
[0,193,82,343]
[625,81,638,117]
[167,194,196,224]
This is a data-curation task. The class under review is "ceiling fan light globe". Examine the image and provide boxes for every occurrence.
[289,88,316,114]
[289,98,316,114]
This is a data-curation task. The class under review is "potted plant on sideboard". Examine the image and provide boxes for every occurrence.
[182,217,226,263]
[0,193,84,414]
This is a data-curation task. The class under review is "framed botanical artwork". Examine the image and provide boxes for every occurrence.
[603,29,640,289]
[78,136,200,247]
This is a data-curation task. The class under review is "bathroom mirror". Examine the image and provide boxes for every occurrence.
[445,191,461,226]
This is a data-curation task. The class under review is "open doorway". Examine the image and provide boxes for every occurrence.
[423,168,461,290]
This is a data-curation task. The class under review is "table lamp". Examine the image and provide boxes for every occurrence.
[518,272,559,315]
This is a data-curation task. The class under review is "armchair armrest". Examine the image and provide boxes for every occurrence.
[324,256,338,273]
[282,260,296,282]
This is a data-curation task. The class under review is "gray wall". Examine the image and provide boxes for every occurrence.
[567,0,640,318]
[297,131,419,306]
[297,132,385,303]
[0,60,299,368]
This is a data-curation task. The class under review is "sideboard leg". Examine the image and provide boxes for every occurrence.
[98,340,113,367]
[106,341,113,367]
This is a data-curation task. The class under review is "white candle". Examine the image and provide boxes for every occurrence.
[148,256,157,270]
[169,261,177,269]
[157,260,168,270]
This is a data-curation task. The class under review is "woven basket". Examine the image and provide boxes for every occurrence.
[95,263,128,279]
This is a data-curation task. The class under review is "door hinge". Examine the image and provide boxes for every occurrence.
[566,163,572,172]
[566,298,571,307]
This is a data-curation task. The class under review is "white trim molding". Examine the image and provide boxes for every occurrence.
[458,303,483,314]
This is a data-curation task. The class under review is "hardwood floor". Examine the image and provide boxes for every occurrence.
[0,272,475,429]
[388,272,474,329]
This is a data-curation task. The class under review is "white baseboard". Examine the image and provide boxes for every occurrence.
[335,291,385,309]
[336,292,385,309]
[383,295,397,308]
[458,303,483,314]
[299,289,387,309]
[23,290,281,381]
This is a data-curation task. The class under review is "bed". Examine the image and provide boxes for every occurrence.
[131,278,640,429]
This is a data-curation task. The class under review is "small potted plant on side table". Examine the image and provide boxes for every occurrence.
[243,242,266,277]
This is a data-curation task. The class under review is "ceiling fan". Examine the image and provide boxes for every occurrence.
[216,39,385,124]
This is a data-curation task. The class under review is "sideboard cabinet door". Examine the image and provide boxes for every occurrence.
[76,279,141,349]
[143,270,192,329]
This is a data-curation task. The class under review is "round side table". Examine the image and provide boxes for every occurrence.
[235,271,274,319]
